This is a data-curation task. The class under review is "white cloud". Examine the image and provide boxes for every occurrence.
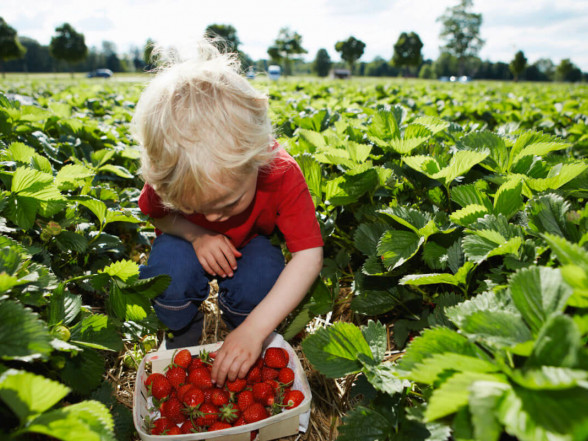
[3,0,588,70]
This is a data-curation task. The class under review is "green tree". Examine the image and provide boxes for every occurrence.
[313,48,332,77]
[438,0,484,75]
[205,24,241,52]
[555,58,583,82]
[419,64,435,79]
[509,50,527,81]
[0,17,26,78]
[49,23,87,77]
[267,27,307,76]
[392,32,423,76]
[335,36,366,73]
[432,52,458,77]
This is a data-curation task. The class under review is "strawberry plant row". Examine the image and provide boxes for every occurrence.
[0,77,587,441]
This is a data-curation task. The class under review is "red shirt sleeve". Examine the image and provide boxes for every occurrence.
[138,183,169,219]
[276,161,324,253]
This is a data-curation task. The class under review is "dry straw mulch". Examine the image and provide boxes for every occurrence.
[109,282,385,441]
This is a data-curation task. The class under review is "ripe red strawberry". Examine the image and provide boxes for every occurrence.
[183,387,205,409]
[173,349,192,369]
[242,402,269,423]
[188,357,204,372]
[226,378,247,393]
[252,382,273,404]
[208,421,232,431]
[167,426,182,435]
[261,366,279,382]
[195,403,219,427]
[237,390,255,411]
[160,397,185,424]
[188,366,213,390]
[166,366,186,390]
[151,417,174,435]
[180,420,198,434]
[145,372,165,387]
[264,347,288,369]
[219,402,241,423]
[283,390,304,409]
[246,365,262,384]
[177,383,194,402]
[211,388,229,407]
[278,367,295,386]
[150,375,172,400]
[233,416,246,426]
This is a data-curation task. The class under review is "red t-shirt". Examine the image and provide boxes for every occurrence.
[138,148,324,253]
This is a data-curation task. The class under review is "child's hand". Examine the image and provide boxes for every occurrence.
[210,325,263,387]
[192,232,242,278]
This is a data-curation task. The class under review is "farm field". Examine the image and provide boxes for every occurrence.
[1,75,587,441]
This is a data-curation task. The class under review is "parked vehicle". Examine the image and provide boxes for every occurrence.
[87,69,113,78]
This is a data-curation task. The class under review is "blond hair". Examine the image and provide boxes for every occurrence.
[132,39,276,213]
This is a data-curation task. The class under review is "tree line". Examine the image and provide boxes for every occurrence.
[0,0,585,82]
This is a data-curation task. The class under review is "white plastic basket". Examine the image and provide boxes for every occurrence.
[133,333,312,441]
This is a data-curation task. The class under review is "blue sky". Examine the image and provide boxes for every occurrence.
[3,0,588,71]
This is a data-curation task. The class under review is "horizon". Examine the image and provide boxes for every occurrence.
[3,0,588,71]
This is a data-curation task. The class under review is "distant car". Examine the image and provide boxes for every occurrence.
[245,66,255,79]
[268,65,281,80]
[87,69,113,78]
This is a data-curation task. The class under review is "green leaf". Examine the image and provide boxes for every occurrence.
[0,369,70,422]
[399,265,473,287]
[361,362,409,395]
[458,310,533,346]
[425,371,508,421]
[493,179,523,219]
[407,353,499,384]
[452,183,492,210]
[24,400,115,441]
[397,327,488,375]
[324,168,379,205]
[512,141,571,165]
[351,289,402,315]
[337,404,395,441]
[498,385,588,439]
[55,164,95,188]
[75,197,107,224]
[389,136,430,155]
[48,285,82,327]
[361,320,387,363]
[379,206,431,233]
[377,230,424,270]
[510,366,588,390]
[302,322,373,378]
[509,267,573,334]
[463,234,522,264]
[469,381,511,441]
[295,153,323,206]
[0,300,52,362]
[97,164,134,179]
[61,349,104,395]
[69,315,123,352]
[527,162,588,192]
[459,131,508,173]
[527,314,582,369]
[405,150,489,185]
[354,223,388,256]
[450,204,490,227]
[297,128,327,151]
[526,193,576,240]
[368,108,400,142]
[98,260,138,282]
[55,231,88,253]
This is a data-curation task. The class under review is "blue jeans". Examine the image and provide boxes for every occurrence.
[139,234,285,331]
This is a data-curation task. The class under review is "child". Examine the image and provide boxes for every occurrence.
[132,41,323,387]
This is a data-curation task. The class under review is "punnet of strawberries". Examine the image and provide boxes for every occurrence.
[142,346,306,436]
